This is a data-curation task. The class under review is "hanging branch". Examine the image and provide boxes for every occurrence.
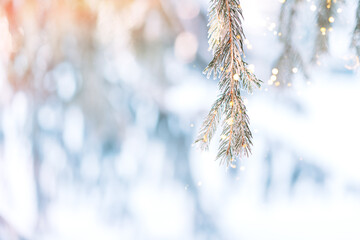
[272,0,308,87]
[352,0,360,57]
[196,0,261,166]
[312,0,337,60]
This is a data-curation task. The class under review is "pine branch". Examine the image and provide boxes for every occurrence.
[313,0,337,60]
[196,0,261,166]
[216,92,252,165]
[272,0,308,86]
[195,95,225,150]
[274,43,308,86]
[352,0,360,57]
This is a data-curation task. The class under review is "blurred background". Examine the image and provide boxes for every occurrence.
[0,0,360,239]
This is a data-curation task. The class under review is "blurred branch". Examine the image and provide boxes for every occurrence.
[312,0,337,60]
[272,0,308,87]
[352,0,360,57]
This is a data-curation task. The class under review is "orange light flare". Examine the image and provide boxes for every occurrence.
[0,1,16,61]
[0,0,41,61]
[0,15,13,63]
